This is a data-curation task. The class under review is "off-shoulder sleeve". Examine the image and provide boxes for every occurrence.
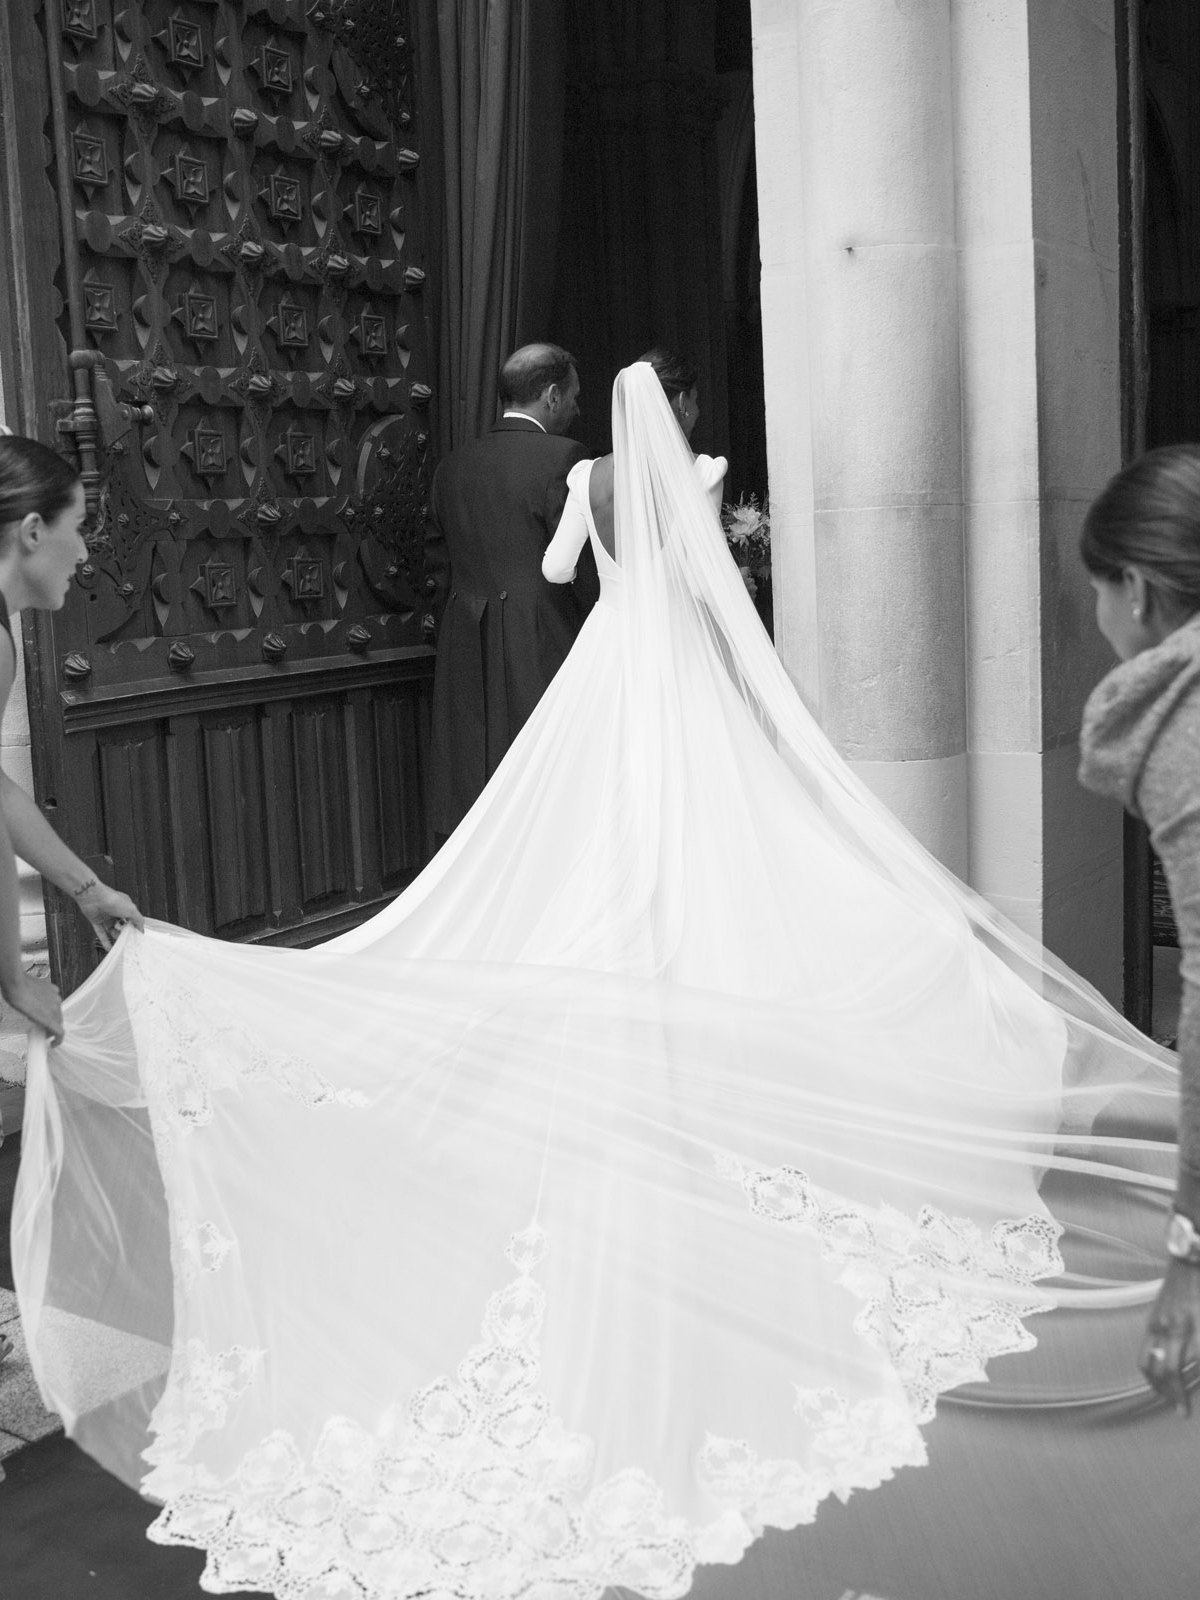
[695,453,728,515]
[542,461,593,584]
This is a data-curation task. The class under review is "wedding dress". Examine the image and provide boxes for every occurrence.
[13,365,1179,1600]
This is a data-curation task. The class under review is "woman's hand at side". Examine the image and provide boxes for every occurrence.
[0,969,63,1046]
[1140,1257,1200,1414]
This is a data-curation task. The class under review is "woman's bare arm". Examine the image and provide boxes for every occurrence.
[0,637,63,1039]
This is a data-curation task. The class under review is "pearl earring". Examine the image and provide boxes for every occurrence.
[1133,607,1143,621]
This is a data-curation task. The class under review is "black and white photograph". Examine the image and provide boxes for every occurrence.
[1,4,1199,1599]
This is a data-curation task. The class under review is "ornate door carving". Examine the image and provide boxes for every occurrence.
[0,0,438,990]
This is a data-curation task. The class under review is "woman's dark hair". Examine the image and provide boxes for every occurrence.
[639,348,697,402]
[1081,444,1200,617]
[0,435,81,533]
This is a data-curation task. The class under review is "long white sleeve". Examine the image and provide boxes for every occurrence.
[696,454,728,516]
[543,472,592,583]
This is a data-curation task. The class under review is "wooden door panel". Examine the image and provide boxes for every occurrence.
[55,655,432,956]
[97,730,176,919]
[0,0,438,990]
[372,682,426,886]
[202,715,271,933]
[291,697,352,908]
[162,713,213,933]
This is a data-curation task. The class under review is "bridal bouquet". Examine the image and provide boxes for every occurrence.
[721,493,771,598]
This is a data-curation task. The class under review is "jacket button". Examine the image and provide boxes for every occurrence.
[499,589,508,600]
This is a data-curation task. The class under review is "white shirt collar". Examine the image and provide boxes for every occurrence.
[502,410,547,433]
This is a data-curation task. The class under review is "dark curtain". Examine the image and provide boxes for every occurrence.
[552,6,729,461]
[436,0,567,448]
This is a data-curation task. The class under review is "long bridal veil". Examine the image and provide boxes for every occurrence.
[12,365,1179,1600]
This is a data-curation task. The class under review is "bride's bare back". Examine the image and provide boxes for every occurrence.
[588,454,616,558]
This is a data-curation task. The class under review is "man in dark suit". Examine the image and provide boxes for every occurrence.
[424,343,593,838]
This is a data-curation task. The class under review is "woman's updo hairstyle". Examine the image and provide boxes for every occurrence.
[639,348,697,404]
[1081,444,1200,619]
[0,435,81,538]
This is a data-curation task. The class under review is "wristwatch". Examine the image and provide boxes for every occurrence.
[1166,1211,1200,1264]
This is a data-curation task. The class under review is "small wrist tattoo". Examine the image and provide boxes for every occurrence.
[71,875,99,899]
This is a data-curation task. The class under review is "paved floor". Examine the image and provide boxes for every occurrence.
[0,1128,267,1599]
[1,1135,64,1495]
[0,1287,60,1465]
[0,1432,262,1600]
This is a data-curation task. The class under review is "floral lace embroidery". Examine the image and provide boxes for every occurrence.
[125,941,359,1335]
[140,1187,1054,1600]
[696,1396,925,1534]
[124,941,369,1131]
[178,1220,236,1289]
[144,1340,265,1477]
[714,1154,1064,1420]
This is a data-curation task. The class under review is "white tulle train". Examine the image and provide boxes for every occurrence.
[13,366,1177,1600]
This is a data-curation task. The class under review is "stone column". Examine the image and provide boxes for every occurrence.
[751,0,1125,999]
[1026,0,1124,993]
[954,0,1124,997]
[751,0,968,873]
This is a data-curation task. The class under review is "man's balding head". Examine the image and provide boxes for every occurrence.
[498,344,580,435]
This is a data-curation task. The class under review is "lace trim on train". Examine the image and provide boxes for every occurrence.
[715,1154,1064,1421]
[178,1220,237,1290]
[145,1341,266,1471]
[125,941,369,1132]
[139,1176,1057,1600]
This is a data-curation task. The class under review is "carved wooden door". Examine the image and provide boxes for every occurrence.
[0,0,438,992]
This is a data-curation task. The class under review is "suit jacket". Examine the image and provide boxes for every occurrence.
[424,416,593,835]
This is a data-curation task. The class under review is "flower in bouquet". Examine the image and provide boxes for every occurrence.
[721,493,771,598]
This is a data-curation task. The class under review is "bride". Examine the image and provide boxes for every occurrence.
[15,364,1177,1600]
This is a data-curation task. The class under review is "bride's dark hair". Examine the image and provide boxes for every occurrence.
[1081,444,1200,617]
[0,435,81,535]
[639,348,697,403]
